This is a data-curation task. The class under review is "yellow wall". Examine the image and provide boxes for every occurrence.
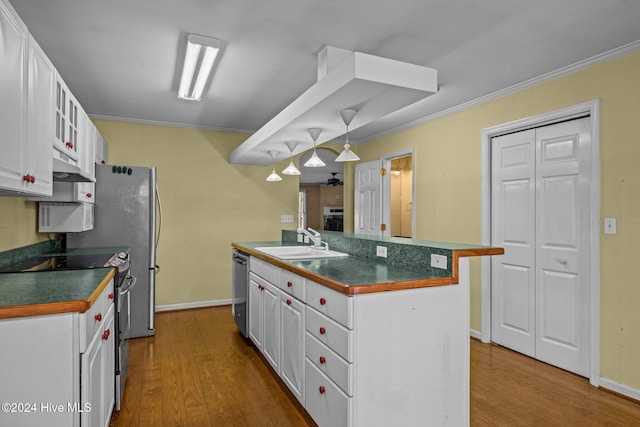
[354,50,640,389]
[0,198,46,251]
[93,120,299,306]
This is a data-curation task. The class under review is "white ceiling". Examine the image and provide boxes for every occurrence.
[11,0,640,151]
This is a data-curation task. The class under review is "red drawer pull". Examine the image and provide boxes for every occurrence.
[319,327,326,335]
[287,281,292,288]
[319,386,326,394]
[94,313,102,322]
[320,298,326,305]
[319,356,326,364]
[102,329,111,340]
[108,292,115,300]
[286,299,292,305]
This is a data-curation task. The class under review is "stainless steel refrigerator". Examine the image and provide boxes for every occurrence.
[68,164,157,338]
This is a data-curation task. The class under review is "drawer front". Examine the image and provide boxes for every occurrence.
[306,332,352,396]
[79,279,114,352]
[250,257,280,284]
[306,306,352,362]
[305,359,351,427]
[280,270,305,302]
[306,279,352,328]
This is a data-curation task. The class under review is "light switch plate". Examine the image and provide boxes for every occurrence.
[431,254,447,269]
[604,217,617,234]
[280,214,294,223]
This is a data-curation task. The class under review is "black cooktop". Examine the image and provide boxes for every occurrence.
[0,253,115,273]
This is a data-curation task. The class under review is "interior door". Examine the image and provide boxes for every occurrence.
[491,117,591,377]
[354,160,381,235]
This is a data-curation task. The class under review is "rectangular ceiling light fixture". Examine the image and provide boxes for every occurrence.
[178,34,223,101]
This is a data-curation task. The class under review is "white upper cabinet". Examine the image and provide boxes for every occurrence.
[26,34,54,195]
[0,0,29,194]
[53,73,81,166]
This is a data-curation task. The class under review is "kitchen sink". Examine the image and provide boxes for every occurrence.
[255,246,349,260]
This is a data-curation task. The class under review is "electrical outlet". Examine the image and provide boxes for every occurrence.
[280,214,294,223]
[376,246,387,258]
[430,254,447,269]
[604,218,617,234]
[303,235,310,244]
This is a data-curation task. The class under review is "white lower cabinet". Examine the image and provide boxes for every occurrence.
[0,279,115,427]
[248,256,472,427]
[248,273,280,373]
[280,292,305,404]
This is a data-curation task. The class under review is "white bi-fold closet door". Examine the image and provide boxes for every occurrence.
[491,117,592,377]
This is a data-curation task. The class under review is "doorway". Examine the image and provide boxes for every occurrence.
[388,155,413,238]
[480,100,601,385]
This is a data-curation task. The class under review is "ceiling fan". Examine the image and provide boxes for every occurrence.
[327,172,343,186]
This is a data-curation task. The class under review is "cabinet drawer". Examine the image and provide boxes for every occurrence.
[306,306,352,362]
[305,359,351,427]
[306,332,352,396]
[250,257,280,284]
[306,279,352,328]
[79,280,114,352]
[280,270,305,302]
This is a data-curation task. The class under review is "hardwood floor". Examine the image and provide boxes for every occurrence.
[110,306,640,426]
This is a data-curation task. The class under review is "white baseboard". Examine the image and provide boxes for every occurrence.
[156,299,231,312]
[469,329,482,340]
[599,377,640,402]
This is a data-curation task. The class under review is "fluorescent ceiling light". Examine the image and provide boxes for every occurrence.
[178,34,223,101]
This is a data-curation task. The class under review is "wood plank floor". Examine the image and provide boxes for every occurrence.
[110,306,640,426]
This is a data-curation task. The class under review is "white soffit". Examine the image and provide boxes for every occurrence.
[228,50,438,165]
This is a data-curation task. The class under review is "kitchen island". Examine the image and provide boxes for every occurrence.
[233,231,503,427]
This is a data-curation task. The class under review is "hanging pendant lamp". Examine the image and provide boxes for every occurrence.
[282,141,301,175]
[266,150,283,182]
[304,128,326,168]
[335,109,360,162]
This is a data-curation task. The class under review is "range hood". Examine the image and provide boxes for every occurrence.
[52,158,95,182]
[229,46,438,165]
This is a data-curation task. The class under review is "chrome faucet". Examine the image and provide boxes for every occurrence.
[297,227,329,250]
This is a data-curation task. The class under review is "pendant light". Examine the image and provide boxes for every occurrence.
[335,109,360,162]
[303,128,326,168]
[266,151,282,182]
[282,141,301,175]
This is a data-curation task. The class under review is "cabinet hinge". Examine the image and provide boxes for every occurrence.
[380,168,387,176]
[380,223,387,231]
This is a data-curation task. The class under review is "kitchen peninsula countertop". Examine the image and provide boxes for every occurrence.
[0,268,115,320]
[233,236,503,295]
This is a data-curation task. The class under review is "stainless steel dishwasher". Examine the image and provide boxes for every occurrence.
[232,249,249,337]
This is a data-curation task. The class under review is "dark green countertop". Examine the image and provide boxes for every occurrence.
[0,268,115,319]
[235,241,450,287]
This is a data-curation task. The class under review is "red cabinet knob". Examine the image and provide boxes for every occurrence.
[30,175,35,183]
[66,141,73,149]
[319,327,326,335]
[94,313,102,322]
[108,292,115,300]
[22,174,35,183]
[286,299,292,305]
[319,356,326,364]
[102,329,110,340]
[320,298,326,305]
[319,386,326,394]
[287,281,292,288]
[259,285,264,291]
[86,193,92,198]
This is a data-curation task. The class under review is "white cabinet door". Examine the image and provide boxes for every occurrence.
[0,0,28,193]
[280,293,305,404]
[248,276,263,348]
[262,280,281,373]
[102,307,115,427]
[53,73,80,164]
[26,34,54,196]
[81,321,104,427]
